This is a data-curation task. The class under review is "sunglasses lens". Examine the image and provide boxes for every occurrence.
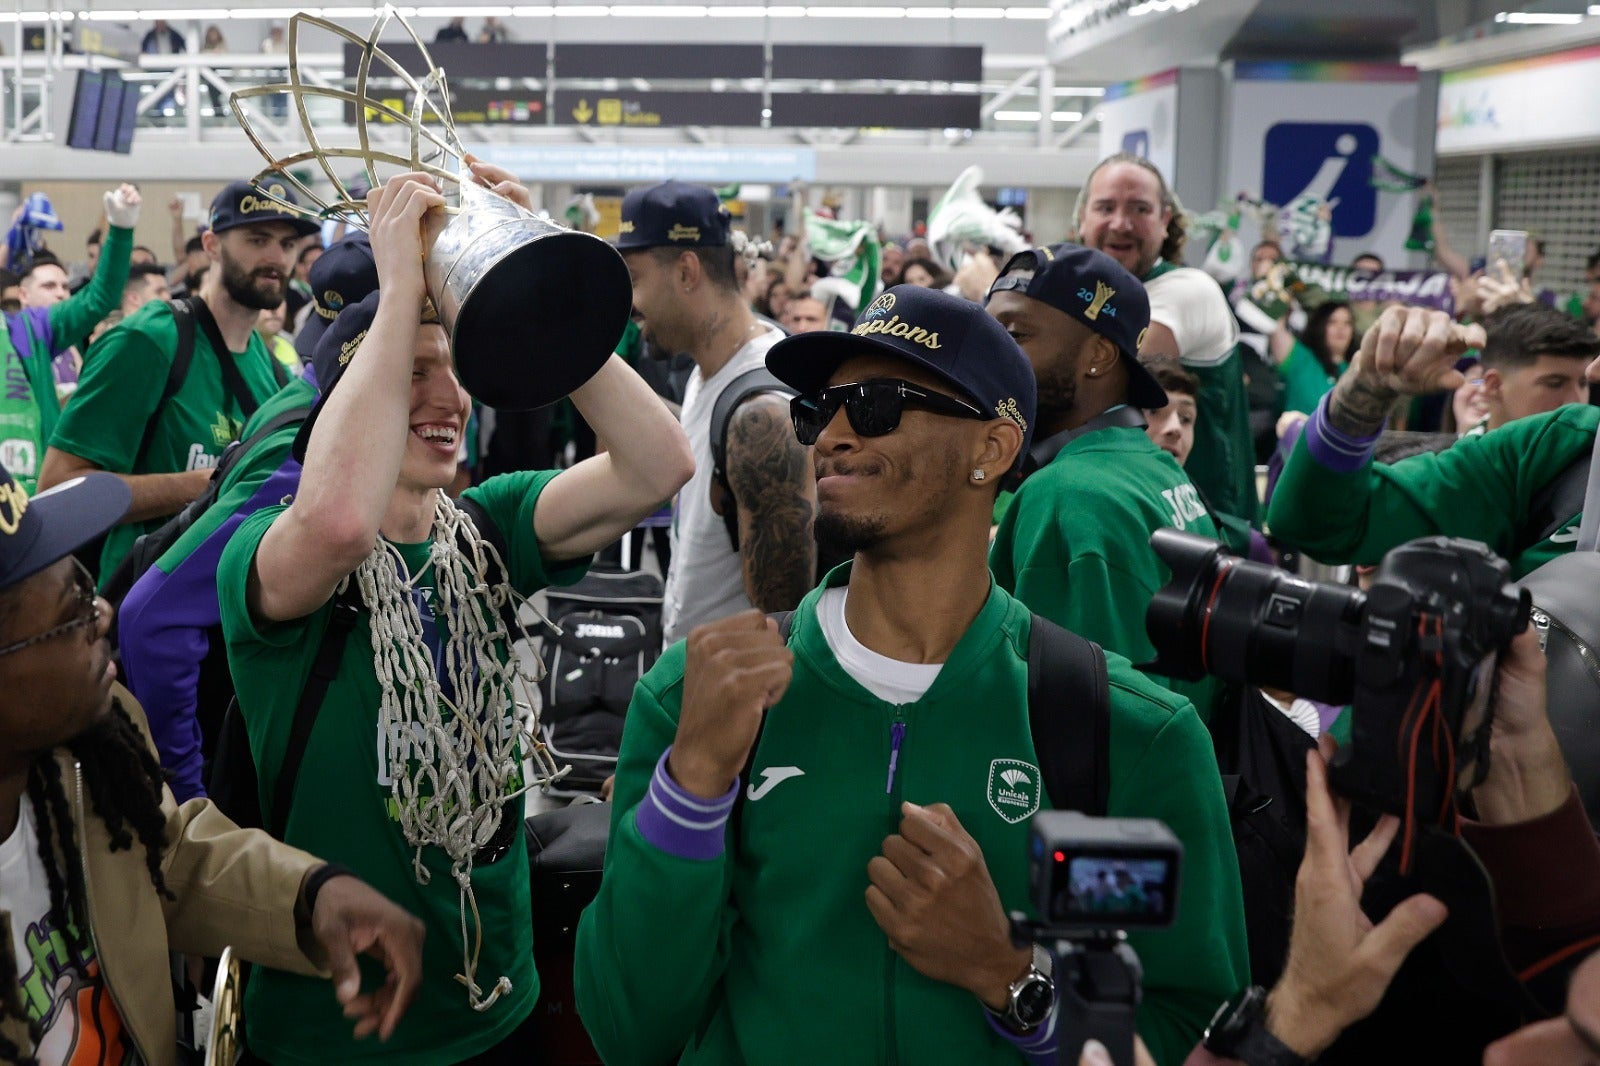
[845,384,904,438]
[791,396,829,445]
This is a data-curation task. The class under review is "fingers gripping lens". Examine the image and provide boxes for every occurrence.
[790,379,987,445]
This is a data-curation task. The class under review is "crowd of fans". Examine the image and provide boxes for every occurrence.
[2,153,1599,1066]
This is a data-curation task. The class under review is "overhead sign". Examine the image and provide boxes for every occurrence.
[553,91,764,128]
[770,45,981,82]
[474,145,818,184]
[769,92,981,129]
[556,43,764,79]
[1437,44,1600,155]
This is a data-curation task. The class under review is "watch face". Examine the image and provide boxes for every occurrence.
[1014,976,1054,1028]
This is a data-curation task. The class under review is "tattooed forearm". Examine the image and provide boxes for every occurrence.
[1327,373,1399,438]
[727,396,818,612]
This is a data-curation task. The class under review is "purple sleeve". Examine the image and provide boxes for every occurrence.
[1301,394,1383,474]
[118,463,300,801]
[986,1006,1057,1062]
[633,747,738,861]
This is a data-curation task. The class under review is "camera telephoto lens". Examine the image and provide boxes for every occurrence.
[1145,529,1368,705]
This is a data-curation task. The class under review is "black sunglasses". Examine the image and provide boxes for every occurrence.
[791,379,988,446]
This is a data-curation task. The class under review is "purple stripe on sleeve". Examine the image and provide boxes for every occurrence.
[1302,393,1382,474]
[633,747,737,861]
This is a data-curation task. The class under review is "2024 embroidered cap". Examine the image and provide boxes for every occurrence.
[615,180,730,251]
[987,242,1167,410]
[765,283,1037,464]
[294,233,379,364]
[0,464,129,592]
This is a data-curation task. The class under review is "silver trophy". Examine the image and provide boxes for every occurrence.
[230,8,630,410]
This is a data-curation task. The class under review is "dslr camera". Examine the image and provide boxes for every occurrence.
[1144,530,1528,831]
[1013,812,1182,1066]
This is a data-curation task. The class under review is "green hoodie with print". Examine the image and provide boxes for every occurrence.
[574,566,1248,1066]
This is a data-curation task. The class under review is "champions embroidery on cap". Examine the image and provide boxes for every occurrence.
[239,183,291,215]
[618,220,635,234]
[1136,326,1150,349]
[850,314,942,350]
[667,224,701,242]
[340,329,368,367]
[1081,280,1117,321]
[0,480,28,536]
[994,397,1028,436]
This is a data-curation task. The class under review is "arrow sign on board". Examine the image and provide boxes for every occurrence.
[572,98,594,123]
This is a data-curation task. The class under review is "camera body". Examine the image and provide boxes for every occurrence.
[1028,812,1183,933]
[1145,530,1529,825]
[1017,813,1183,1066]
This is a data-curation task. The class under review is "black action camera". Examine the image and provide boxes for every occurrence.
[1013,812,1183,1066]
[1144,530,1529,828]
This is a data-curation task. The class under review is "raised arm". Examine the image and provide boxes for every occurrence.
[530,355,694,562]
[47,184,139,351]
[726,394,818,612]
[248,174,445,623]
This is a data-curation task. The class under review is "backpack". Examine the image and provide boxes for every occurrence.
[535,566,666,795]
[708,367,795,553]
[134,297,289,472]
[521,610,1112,1066]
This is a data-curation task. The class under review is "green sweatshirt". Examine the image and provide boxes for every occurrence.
[574,567,1248,1066]
[1266,403,1599,578]
[1279,340,1336,416]
[991,424,1223,722]
[0,224,131,492]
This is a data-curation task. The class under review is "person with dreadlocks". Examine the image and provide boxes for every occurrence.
[217,172,694,1064]
[0,463,426,1065]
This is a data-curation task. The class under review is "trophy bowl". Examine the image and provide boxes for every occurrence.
[229,6,630,410]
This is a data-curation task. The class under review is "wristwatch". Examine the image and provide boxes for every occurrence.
[1202,985,1311,1066]
[986,943,1055,1035]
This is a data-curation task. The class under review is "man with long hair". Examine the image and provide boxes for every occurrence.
[0,463,426,1065]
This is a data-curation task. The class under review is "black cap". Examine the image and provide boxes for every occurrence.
[766,285,1036,465]
[208,179,321,239]
[988,243,1168,410]
[0,465,130,592]
[616,180,729,251]
[295,234,379,363]
[292,290,383,463]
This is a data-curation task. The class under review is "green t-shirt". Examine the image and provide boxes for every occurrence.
[52,298,285,582]
[1266,402,1600,579]
[1280,339,1337,416]
[217,470,588,1065]
[991,424,1224,721]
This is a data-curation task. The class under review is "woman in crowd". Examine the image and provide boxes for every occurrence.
[1272,299,1359,415]
[899,255,952,290]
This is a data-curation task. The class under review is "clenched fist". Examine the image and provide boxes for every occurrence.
[667,610,793,800]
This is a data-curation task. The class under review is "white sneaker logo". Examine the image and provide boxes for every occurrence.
[1550,525,1582,545]
[746,766,805,801]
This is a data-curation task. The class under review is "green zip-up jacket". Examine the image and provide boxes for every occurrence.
[574,567,1248,1066]
[991,424,1223,722]
[0,224,132,492]
[1267,402,1599,578]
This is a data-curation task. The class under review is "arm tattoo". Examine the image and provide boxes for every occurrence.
[727,396,817,613]
[1327,374,1400,438]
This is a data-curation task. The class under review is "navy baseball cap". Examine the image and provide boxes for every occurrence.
[616,180,730,251]
[0,465,130,592]
[988,243,1168,410]
[295,234,379,363]
[766,285,1036,465]
[208,178,321,239]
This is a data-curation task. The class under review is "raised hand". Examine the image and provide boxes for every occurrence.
[667,610,793,799]
[364,173,448,305]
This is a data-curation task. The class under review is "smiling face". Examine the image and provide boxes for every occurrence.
[811,352,1013,555]
[0,559,115,773]
[397,324,468,494]
[1079,162,1172,278]
[623,247,696,356]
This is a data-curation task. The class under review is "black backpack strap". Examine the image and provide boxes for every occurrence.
[133,300,198,471]
[267,581,362,839]
[709,368,794,552]
[188,296,265,421]
[1027,613,1111,816]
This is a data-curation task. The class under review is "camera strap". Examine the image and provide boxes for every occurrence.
[1574,427,1600,553]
